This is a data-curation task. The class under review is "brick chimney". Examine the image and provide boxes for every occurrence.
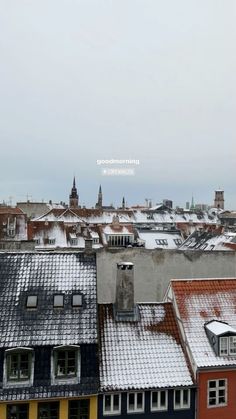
[115,262,139,321]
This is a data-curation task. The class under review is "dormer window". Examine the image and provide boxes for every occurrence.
[4,348,34,387]
[205,320,236,357]
[52,345,80,384]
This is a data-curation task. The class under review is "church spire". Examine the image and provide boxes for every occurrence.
[122,196,125,209]
[96,185,103,209]
[69,177,79,208]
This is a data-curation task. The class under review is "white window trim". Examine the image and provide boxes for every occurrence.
[127,392,145,413]
[173,389,190,410]
[219,336,236,356]
[3,347,34,388]
[51,345,80,385]
[207,379,227,408]
[220,336,228,355]
[103,394,121,415]
[150,390,168,411]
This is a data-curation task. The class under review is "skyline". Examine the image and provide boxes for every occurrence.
[1,1,236,208]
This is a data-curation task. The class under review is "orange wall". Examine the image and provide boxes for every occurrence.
[198,370,236,419]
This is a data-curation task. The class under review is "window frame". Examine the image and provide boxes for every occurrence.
[219,336,228,355]
[127,392,145,413]
[7,403,29,419]
[69,399,90,419]
[51,345,80,384]
[150,390,168,411]
[219,335,236,356]
[103,394,121,415]
[4,347,34,387]
[173,388,190,410]
[38,401,59,419]
[207,379,227,408]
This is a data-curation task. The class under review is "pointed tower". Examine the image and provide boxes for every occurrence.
[96,185,103,209]
[190,195,195,211]
[122,197,125,210]
[69,177,79,208]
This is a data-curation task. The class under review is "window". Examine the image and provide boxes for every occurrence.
[93,238,99,244]
[174,389,190,409]
[38,402,59,419]
[5,349,33,383]
[103,394,121,415]
[69,400,90,419]
[208,379,227,407]
[229,336,236,354]
[71,238,78,246]
[53,295,64,308]
[155,239,168,246]
[7,404,29,419]
[53,346,79,381]
[35,238,40,245]
[174,239,182,246]
[151,390,168,411]
[219,336,236,355]
[127,392,144,413]
[72,294,82,307]
[220,337,228,355]
[48,238,55,245]
[26,296,38,308]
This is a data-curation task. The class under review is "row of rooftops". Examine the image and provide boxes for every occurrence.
[2,204,236,252]
[1,252,236,396]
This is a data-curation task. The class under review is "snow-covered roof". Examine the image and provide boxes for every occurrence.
[137,230,182,249]
[171,278,236,368]
[0,252,97,347]
[99,303,193,391]
[205,320,236,336]
[180,231,236,251]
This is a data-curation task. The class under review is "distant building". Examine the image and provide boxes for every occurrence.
[214,189,224,210]
[163,199,173,209]
[69,177,79,208]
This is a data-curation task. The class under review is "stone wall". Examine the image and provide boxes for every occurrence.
[96,248,236,302]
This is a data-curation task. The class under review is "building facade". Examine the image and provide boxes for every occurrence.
[0,252,98,419]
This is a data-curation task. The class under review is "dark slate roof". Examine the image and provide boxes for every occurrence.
[0,252,97,347]
[0,381,99,402]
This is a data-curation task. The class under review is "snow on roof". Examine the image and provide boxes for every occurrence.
[102,225,134,235]
[171,278,236,368]
[0,252,97,347]
[137,231,182,249]
[205,320,236,336]
[99,303,193,391]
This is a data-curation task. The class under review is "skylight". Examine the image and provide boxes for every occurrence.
[54,295,64,308]
[72,294,82,307]
[26,295,38,308]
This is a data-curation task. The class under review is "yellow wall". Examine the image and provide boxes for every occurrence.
[0,396,97,419]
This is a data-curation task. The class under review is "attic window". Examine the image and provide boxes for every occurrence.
[72,294,82,307]
[220,336,236,355]
[48,238,56,245]
[26,296,38,308]
[54,295,64,308]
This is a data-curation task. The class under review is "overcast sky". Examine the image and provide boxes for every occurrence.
[0,0,236,209]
